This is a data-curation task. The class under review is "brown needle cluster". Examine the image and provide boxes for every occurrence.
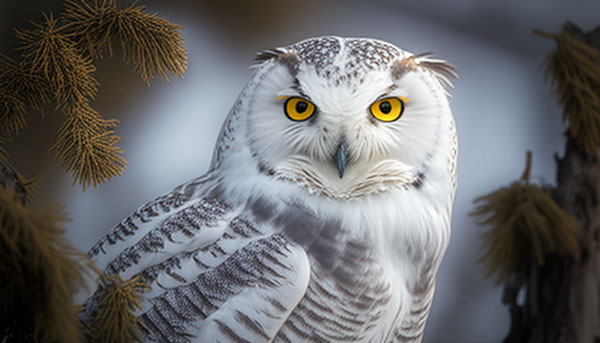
[0,0,187,189]
[0,2,184,341]
[535,24,600,157]
[62,0,187,85]
[0,186,96,342]
[87,274,151,343]
[471,152,579,284]
[0,54,50,159]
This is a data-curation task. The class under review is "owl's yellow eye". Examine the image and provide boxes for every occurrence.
[284,97,316,121]
[370,97,406,122]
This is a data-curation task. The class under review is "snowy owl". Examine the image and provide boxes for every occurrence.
[80,36,458,343]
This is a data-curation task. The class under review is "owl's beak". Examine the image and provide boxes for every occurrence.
[335,143,348,179]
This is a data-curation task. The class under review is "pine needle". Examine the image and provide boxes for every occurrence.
[0,53,51,139]
[0,186,96,342]
[14,13,128,189]
[62,0,187,85]
[91,274,151,343]
[51,102,126,190]
[2,1,186,189]
[15,13,99,112]
[535,25,600,156]
[0,93,26,138]
[471,181,579,284]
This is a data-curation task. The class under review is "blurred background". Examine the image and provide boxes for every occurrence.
[2,0,600,342]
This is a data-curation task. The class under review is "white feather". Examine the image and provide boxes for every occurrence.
[81,36,457,343]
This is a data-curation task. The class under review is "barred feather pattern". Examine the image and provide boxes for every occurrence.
[81,36,457,343]
[273,262,392,343]
[82,176,451,342]
[81,178,410,342]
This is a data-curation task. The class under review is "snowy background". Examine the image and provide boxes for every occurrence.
[2,0,600,342]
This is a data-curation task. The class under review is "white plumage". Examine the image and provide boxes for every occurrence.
[80,36,458,343]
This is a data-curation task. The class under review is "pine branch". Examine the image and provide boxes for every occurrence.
[473,23,600,343]
[535,24,600,157]
[0,2,183,341]
[0,186,97,342]
[1,1,187,189]
[15,13,98,112]
[0,53,51,139]
[90,274,151,343]
[472,174,579,284]
[13,13,128,189]
[51,102,126,190]
[62,0,187,85]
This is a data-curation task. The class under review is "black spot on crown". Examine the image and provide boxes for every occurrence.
[291,36,341,70]
[343,39,401,72]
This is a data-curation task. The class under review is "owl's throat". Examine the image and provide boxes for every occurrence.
[274,156,420,199]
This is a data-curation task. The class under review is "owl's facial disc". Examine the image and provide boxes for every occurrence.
[246,37,456,199]
[248,62,423,198]
[259,72,422,199]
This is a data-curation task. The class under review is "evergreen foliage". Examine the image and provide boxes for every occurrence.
[473,23,600,343]
[0,186,96,342]
[0,0,187,189]
[89,275,151,343]
[63,0,187,85]
[0,1,181,341]
[536,25,600,157]
[471,153,579,284]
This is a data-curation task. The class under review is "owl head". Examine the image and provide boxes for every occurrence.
[212,36,457,200]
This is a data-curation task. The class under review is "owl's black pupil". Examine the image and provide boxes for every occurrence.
[296,101,308,113]
[379,101,392,114]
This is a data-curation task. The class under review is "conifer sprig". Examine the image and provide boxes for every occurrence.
[0,186,96,342]
[0,54,50,139]
[535,25,600,156]
[471,153,579,284]
[51,103,125,189]
[0,1,181,341]
[91,274,151,343]
[16,13,99,112]
[472,182,579,283]
[62,0,187,85]
[1,1,187,189]
[14,13,125,189]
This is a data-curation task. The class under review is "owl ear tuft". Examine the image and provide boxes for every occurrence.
[393,53,458,89]
[253,48,301,74]
[254,48,289,63]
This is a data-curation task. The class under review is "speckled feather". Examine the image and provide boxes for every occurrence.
[81,36,458,343]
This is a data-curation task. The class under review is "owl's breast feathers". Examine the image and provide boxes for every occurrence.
[81,170,447,343]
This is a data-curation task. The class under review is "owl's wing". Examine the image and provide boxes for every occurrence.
[81,175,311,343]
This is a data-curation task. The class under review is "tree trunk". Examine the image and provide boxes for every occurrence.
[554,138,600,343]
[502,24,600,343]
